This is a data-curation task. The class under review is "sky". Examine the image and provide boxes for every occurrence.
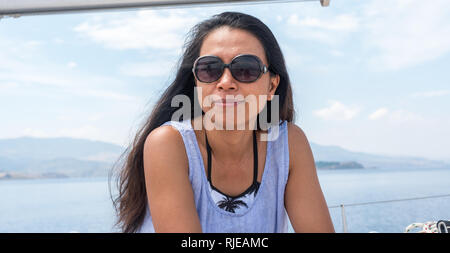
[1,0,450,162]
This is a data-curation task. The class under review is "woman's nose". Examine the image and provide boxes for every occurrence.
[216,67,237,90]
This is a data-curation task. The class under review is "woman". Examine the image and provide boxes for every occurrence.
[112,11,334,233]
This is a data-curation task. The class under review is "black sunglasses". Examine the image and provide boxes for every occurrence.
[192,54,269,83]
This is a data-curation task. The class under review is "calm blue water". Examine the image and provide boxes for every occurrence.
[319,167,450,233]
[1,168,449,233]
[0,177,119,233]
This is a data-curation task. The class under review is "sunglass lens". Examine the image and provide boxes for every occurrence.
[195,56,223,83]
[231,55,261,82]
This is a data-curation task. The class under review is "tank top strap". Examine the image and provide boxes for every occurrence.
[267,119,290,187]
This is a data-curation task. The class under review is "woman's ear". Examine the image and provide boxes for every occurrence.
[268,74,280,101]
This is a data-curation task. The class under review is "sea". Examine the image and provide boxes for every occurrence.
[1,167,449,233]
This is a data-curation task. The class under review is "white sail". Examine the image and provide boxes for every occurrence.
[0,0,328,17]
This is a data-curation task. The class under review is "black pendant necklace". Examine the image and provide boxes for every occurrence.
[204,130,260,206]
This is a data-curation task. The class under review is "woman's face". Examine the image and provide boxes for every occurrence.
[195,26,280,130]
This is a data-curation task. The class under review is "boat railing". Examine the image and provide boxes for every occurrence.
[0,0,329,18]
[328,193,450,233]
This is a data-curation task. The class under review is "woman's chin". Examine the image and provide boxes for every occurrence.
[213,115,258,131]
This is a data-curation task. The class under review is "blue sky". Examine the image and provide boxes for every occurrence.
[1,0,450,161]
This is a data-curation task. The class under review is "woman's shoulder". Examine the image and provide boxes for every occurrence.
[143,124,189,173]
[145,123,184,146]
[286,121,306,139]
[142,124,201,232]
[285,122,312,172]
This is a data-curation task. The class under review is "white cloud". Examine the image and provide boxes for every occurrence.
[22,125,109,144]
[363,0,450,70]
[411,90,450,98]
[309,111,449,161]
[286,13,359,45]
[23,40,44,48]
[288,14,359,32]
[282,0,450,71]
[368,107,422,123]
[74,9,200,51]
[388,109,423,123]
[0,65,138,101]
[67,61,77,69]
[369,107,389,120]
[81,89,138,102]
[330,50,344,57]
[276,15,283,23]
[53,38,64,44]
[22,128,50,138]
[57,125,101,139]
[119,60,177,78]
[313,100,361,120]
[0,37,140,102]
[0,82,18,92]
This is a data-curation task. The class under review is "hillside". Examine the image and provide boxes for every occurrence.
[0,136,448,180]
[309,143,449,170]
[0,137,125,179]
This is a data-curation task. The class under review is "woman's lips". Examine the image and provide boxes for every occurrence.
[213,100,245,107]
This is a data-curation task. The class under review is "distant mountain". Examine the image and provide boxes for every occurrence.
[0,136,124,162]
[315,161,364,170]
[310,143,450,170]
[0,136,448,180]
[0,137,126,179]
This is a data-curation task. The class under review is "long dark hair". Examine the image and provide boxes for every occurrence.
[111,11,295,233]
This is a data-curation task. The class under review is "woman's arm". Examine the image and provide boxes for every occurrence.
[143,125,202,233]
[284,123,335,233]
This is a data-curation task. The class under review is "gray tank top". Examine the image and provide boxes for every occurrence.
[138,119,290,233]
